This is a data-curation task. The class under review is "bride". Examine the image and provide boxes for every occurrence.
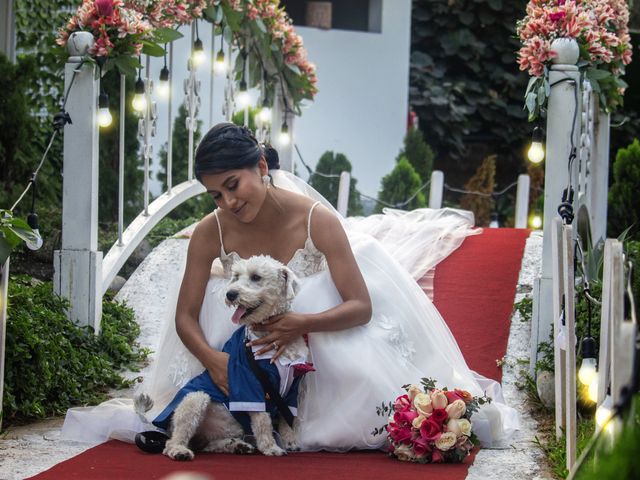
[63,122,519,451]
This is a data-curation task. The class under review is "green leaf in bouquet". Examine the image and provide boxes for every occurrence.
[586,67,612,81]
[255,18,267,34]
[152,27,183,44]
[203,5,217,22]
[114,55,141,77]
[420,377,437,391]
[141,40,166,57]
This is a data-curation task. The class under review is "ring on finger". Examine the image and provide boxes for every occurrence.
[272,342,279,350]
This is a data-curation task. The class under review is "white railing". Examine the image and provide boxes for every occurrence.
[53,26,293,332]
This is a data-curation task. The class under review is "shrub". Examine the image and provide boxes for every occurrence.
[459,155,496,226]
[309,151,363,216]
[376,157,426,213]
[2,276,148,425]
[608,139,640,240]
[396,128,434,185]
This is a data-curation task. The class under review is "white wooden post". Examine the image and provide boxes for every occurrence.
[551,218,566,439]
[53,57,103,332]
[337,171,351,217]
[0,259,9,430]
[428,170,444,209]
[0,0,16,62]
[515,174,530,228]
[597,240,614,405]
[531,53,581,373]
[562,224,577,470]
[588,107,610,244]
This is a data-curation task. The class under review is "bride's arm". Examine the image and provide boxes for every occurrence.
[175,215,230,394]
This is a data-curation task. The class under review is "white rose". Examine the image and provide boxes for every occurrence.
[446,418,462,436]
[393,443,417,462]
[458,418,472,436]
[413,392,433,416]
[446,399,466,419]
[407,384,422,402]
[435,431,457,451]
[430,390,448,410]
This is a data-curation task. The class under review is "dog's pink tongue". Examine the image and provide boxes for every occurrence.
[231,306,246,324]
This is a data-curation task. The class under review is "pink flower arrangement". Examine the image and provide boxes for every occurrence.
[374,379,491,464]
[57,0,153,58]
[517,0,632,113]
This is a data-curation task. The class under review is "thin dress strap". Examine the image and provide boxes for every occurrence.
[307,201,321,241]
[213,209,226,255]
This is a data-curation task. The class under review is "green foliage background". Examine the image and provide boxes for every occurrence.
[608,139,640,240]
[310,151,363,216]
[3,276,148,424]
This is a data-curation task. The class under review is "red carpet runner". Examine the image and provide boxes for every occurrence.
[29,228,529,480]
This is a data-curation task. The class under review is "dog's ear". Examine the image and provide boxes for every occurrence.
[280,267,300,300]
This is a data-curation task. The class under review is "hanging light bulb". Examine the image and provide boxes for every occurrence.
[214,48,227,74]
[530,214,543,229]
[192,38,205,66]
[132,76,147,112]
[595,394,613,431]
[587,376,599,403]
[258,104,272,124]
[157,65,170,99]
[527,126,545,164]
[236,80,250,108]
[278,121,290,146]
[26,212,43,251]
[97,92,112,128]
[578,337,598,386]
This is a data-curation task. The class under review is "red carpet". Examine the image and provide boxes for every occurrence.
[29,228,528,480]
[433,228,530,382]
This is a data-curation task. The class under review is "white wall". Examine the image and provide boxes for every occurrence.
[145,0,412,198]
[293,0,412,196]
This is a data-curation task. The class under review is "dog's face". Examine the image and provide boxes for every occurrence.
[225,255,300,326]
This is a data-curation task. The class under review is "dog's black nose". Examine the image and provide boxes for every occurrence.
[226,290,238,302]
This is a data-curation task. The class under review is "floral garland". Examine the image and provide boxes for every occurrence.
[56,0,317,111]
[516,0,632,120]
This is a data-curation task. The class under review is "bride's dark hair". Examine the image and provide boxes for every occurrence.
[194,122,280,181]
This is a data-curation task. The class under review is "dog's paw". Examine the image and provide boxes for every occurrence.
[233,440,255,455]
[260,444,287,457]
[163,443,194,461]
[284,440,300,452]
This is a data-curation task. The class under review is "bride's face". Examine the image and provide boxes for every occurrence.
[201,163,267,223]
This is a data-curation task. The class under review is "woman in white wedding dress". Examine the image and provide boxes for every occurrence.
[63,122,518,451]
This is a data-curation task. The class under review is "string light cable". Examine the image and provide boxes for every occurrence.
[9,59,85,214]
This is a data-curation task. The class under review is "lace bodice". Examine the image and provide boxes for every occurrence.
[214,202,328,279]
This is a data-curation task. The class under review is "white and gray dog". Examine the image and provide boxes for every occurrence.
[135,255,308,460]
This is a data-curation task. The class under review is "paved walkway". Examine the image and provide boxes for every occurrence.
[0,232,550,480]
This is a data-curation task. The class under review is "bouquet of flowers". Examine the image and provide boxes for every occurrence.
[373,378,491,464]
[517,0,633,118]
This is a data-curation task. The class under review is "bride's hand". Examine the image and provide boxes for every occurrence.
[205,351,230,396]
[250,312,307,360]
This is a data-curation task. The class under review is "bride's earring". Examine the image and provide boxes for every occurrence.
[262,174,270,186]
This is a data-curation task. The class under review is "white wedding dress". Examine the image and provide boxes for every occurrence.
[62,170,519,450]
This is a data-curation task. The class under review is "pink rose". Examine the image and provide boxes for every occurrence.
[445,390,464,403]
[454,389,474,404]
[431,448,444,463]
[419,418,441,441]
[412,436,431,457]
[388,423,412,444]
[549,11,566,22]
[94,0,113,17]
[393,409,418,427]
[430,408,448,426]
[393,394,411,412]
